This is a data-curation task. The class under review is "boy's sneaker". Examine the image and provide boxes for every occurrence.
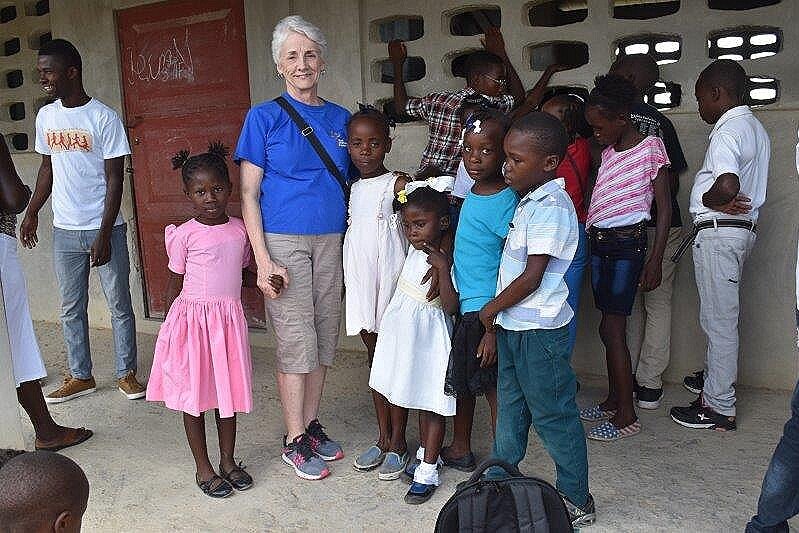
[683,370,704,394]
[562,492,596,528]
[118,370,146,400]
[378,451,409,480]
[306,419,344,461]
[636,386,663,409]
[282,434,330,480]
[45,375,96,404]
[670,402,736,431]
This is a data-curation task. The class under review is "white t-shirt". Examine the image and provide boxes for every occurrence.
[35,98,131,230]
[689,106,770,223]
[452,160,474,199]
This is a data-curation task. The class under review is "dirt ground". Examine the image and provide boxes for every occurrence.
[16,322,799,532]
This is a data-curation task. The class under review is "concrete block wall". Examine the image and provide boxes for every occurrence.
[8,0,799,390]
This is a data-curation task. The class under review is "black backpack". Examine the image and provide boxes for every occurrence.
[435,460,574,533]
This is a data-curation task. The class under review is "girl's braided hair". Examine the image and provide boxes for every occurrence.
[586,74,637,116]
[171,141,231,184]
[349,103,395,139]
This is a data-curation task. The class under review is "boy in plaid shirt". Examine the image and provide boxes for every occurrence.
[388,27,524,175]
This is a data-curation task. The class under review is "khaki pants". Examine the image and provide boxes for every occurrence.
[264,233,343,374]
[627,226,683,389]
[692,226,755,416]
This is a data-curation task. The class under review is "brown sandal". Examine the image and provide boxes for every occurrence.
[35,427,93,452]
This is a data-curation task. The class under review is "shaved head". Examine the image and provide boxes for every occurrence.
[0,451,89,533]
[610,54,660,94]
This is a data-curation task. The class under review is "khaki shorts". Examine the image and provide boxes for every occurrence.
[264,233,343,373]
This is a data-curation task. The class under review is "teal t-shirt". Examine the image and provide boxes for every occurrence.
[453,187,518,313]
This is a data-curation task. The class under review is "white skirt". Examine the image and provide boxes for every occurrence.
[0,235,46,386]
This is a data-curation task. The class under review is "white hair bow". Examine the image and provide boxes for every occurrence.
[397,176,454,204]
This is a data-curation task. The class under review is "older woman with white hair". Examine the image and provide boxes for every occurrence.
[234,15,351,481]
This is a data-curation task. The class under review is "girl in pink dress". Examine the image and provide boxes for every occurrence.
[147,143,265,498]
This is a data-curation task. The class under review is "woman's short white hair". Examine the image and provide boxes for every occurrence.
[271,15,327,65]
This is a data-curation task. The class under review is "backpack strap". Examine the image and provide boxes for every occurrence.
[509,482,550,533]
[457,490,489,532]
[274,96,350,199]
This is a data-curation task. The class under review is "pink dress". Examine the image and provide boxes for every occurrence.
[146,217,253,418]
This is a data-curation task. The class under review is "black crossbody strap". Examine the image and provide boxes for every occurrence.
[274,96,350,197]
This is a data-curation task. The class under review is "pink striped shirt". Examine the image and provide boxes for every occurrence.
[586,136,669,228]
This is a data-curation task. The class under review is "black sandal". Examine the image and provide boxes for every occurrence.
[219,462,253,491]
[195,474,233,498]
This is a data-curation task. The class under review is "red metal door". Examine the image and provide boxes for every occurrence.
[117,0,265,325]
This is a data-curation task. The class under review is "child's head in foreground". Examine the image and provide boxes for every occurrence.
[0,451,89,533]
[503,112,569,195]
[398,185,450,250]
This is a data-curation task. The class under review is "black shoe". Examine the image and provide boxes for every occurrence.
[636,386,663,409]
[196,474,233,498]
[219,462,254,491]
[440,448,476,472]
[670,402,736,431]
[562,492,596,528]
[683,371,704,394]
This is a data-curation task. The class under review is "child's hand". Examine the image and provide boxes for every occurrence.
[477,330,497,368]
[268,274,285,295]
[639,259,662,292]
[422,266,440,301]
[481,27,507,58]
[422,243,451,271]
[257,262,289,299]
[388,40,407,64]
[478,307,496,332]
[715,194,752,215]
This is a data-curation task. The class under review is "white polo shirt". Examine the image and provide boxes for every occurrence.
[689,106,770,223]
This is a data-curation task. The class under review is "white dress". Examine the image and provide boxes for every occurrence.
[343,171,407,335]
[369,247,455,416]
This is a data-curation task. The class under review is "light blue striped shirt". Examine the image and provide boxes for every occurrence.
[495,178,578,331]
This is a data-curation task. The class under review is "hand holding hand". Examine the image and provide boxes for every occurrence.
[257,261,289,299]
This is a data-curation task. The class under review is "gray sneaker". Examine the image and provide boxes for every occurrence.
[353,444,386,471]
[282,434,330,480]
[378,451,409,480]
[562,492,596,528]
[306,419,344,461]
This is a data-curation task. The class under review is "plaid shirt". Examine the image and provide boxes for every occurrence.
[405,88,514,175]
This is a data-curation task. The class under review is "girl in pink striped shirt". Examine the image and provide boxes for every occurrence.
[580,74,671,442]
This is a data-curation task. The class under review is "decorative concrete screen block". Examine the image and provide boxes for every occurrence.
[377,56,426,83]
[527,41,589,71]
[644,81,681,109]
[4,37,20,56]
[708,27,782,60]
[747,76,779,106]
[708,0,780,9]
[614,0,680,20]
[450,49,481,78]
[6,69,23,89]
[527,0,588,27]
[614,34,681,65]
[448,7,501,36]
[0,5,17,23]
[372,16,424,42]
[0,1,51,152]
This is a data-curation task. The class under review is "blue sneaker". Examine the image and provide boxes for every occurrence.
[353,444,386,471]
[401,457,420,484]
[404,482,436,504]
[282,434,330,480]
[307,419,344,461]
[378,451,409,480]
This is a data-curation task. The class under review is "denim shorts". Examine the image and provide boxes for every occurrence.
[589,223,647,316]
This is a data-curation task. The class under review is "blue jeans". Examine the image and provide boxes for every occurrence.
[746,379,799,533]
[491,326,589,506]
[563,223,588,357]
[53,224,137,379]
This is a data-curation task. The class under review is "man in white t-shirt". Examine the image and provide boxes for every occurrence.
[20,39,145,403]
[670,60,770,431]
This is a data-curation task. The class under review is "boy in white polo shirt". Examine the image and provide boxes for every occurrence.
[20,39,144,403]
[670,59,770,431]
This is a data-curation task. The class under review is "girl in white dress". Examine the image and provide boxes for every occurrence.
[369,177,456,504]
[343,108,409,474]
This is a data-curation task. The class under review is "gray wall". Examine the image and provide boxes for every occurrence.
[9,0,799,389]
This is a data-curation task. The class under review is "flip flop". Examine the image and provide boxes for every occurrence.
[35,427,93,452]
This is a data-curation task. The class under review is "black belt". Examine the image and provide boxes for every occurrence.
[589,221,646,242]
[671,219,756,262]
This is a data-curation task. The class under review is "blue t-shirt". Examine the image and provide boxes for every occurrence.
[453,187,518,313]
[234,93,352,234]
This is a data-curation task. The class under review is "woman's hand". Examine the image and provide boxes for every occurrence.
[257,261,289,299]
[477,330,497,368]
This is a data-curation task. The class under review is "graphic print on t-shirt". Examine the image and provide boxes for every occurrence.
[45,129,93,153]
